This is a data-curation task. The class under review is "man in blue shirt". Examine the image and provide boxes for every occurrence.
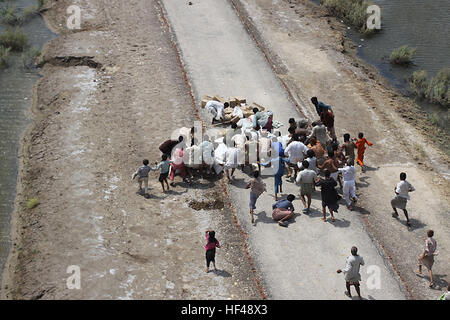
[271,194,296,227]
[311,97,332,117]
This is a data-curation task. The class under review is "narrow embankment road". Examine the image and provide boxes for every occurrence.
[161,0,406,299]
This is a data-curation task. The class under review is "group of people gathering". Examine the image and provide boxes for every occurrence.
[131,96,440,297]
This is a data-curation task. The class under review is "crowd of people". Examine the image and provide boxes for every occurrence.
[131,96,441,298]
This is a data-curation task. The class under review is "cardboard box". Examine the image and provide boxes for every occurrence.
[213,95,226,104]
[235,97,247,104]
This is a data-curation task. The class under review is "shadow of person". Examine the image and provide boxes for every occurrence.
[231,177,248,189]
[416,272,448,291]
[165,189,188,196]
[213,269,232,278]
[356,176,370,189]
[254,210,276,226]
[330,217,351,228]
[400,217,427,231]
[143,193,164,200]
[353,205,370,215]
[364,166,380,172]
[304,208,323,218]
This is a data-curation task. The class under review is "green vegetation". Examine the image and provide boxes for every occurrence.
[26,197,39,209]
[0,27,28,51]
[320,0,376,34]
[409,70,428,98]
[390,45,416,66]
[0,0,44,25]
[0,44,11,69]
[427,68,450,107]
[0,2,20,25]
[409,68,450,107]
[21,47,40,68]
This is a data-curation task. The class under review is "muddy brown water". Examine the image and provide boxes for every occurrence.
[0,0,56,284]
[311,0,449,133]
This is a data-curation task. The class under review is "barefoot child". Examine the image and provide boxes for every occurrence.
[151,154,173,192]
[355,133,373,172]
[205,230,221,273]
[245,171,266,224]
[132,159,152,195]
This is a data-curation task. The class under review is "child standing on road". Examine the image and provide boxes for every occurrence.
[355,132,373,172]
[132,159,152,195]
[151,154,173,193]
[205,230,221,273]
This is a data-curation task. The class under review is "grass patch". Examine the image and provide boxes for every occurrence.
[0,27,28,51]
[427,68,450,107]
[0,45,11,69]
[320,0,376,34]
[409,68,450,107]
[21,47,40,68]
[26,197,39,209]
[0,2,21,25]
[390,45,416,66]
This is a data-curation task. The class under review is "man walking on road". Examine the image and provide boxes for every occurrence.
[339,159,358,211]
[337,246,365,300]
[296,160,317,214]
[391,172,415,226]
[316,170,340,222]
[246,171,266,224]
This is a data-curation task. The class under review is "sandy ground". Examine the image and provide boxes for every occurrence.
[1,0,448,300]
[1,0,261,300]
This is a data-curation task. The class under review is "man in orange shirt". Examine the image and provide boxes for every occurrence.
[355,132,373,172]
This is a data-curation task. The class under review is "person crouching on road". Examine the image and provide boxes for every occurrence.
[271,194,296,228]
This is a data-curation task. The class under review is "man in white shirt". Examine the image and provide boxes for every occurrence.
[391,172,415,226]
[339,159,358,210]
[206,100,229,124]
[337,246,365,300]
[284,134,309,180]
[296,160,317,213]
[224,142,242,183]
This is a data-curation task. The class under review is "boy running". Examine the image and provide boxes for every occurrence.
[132,159,152,195]
[152,154,173,193]
[355,132,373,172]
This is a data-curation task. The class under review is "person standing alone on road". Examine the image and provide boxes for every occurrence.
[337,246,365,300]
[391,172,415,226]
[205,230,221,273]
[417,230,438,288]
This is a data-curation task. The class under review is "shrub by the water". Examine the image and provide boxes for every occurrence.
[21,47,41,68]
[427,68,450,107]
[0,45,11,69]
[390,45,416,66]
[409,70,428,98]
[0,2,21,25]
[0,28,29,51]
[409,68,450,108]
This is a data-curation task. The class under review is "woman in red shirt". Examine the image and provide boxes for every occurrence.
[205,230,221,273]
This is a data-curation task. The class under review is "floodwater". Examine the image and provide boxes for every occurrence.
[311,0,450,133]
[0,0,56,284]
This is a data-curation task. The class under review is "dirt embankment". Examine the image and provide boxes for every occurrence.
[1,0,262,299]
